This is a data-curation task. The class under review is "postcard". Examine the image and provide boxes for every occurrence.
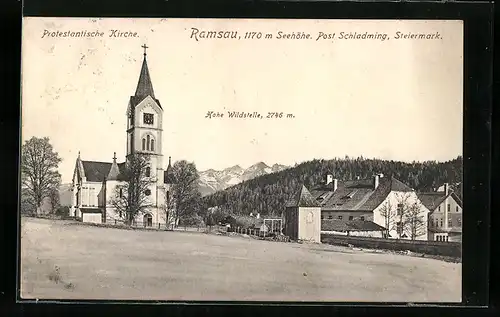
[20,17,463,302]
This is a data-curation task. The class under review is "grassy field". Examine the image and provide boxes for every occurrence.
[20,217,461,302]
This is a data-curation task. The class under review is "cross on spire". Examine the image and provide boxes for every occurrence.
[141,44,149,56]
[113,152,117,160]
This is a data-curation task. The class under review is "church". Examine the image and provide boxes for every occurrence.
[69,45,176,227]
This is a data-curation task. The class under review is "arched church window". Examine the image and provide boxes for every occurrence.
[146,167,151,177]
[146,135,150,151]
[150,139,155,152]
[142,138,146,151]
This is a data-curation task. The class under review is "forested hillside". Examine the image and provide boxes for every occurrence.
[202,156,463,217]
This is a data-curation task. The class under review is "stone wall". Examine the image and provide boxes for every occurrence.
[321,233,461,258]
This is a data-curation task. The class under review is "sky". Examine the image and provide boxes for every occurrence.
[21,18,463,183]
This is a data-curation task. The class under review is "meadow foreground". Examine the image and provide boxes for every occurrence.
[20,217,461,302]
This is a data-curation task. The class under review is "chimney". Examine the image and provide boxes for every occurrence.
[326,173,333,185]
[444,183,449,196]
[333,179,338,192]
[373,174,380,189]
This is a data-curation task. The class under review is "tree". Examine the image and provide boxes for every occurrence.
[169,160,202,226]
[111,154,155,225]
[378,200,397,238]
[394,192,412,239]
[403,200,427,240]
[49,187,61,214]
[21,137,62,216]
[161,189,176,230]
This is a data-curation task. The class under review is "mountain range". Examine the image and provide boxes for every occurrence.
[198,162,289,196]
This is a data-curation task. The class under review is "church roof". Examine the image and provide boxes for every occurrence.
[81,161,126,182]
[129,53,162,109]
[286,185,319,208]
[164,156,175,184]
[135,54,155,99]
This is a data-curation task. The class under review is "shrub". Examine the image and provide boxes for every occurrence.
[180,213,205,227]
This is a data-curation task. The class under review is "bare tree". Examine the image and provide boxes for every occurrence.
[378,200,397,238]
[169,160,202,226]
[161,190,176,230]
[394,192,412,239]
[21,137,62,216]
[111,154,155,225]
[403,200,427,240]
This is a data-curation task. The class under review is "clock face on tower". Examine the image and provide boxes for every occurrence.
[143,113,154,125]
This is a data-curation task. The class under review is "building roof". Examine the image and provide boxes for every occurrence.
[129,54,162,110]
[164,156,175,184]
[80,160,127,182]
[310,176,413,211]
[321,219,386,232]
[135,54,155,100]
[286,185,320,207]
[417,191,463,212]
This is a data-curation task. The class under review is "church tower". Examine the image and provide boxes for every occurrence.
[126,45,165,218]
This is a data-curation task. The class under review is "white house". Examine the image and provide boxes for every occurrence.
[69,46,176,226]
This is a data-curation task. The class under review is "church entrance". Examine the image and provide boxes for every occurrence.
[143,214,153,227]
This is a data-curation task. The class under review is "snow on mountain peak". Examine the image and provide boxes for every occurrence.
[198,162,288,196]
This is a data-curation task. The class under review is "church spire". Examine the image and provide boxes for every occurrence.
[134,44,155,99]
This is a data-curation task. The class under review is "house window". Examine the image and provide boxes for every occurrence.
[397,204,404,215]
[448,219,452,227]
[446,236,449,242]
[457,217,461,227]
[440,219,443,227]
[142,138,146,150]
[438,206,441,212]
[328,215,333,219]
[348,216,353,220]
[143,113,154,125]
[447,204,451,212]
[146,167,151,177]
[456,206,459,212]
[151,139,155,152]
[321,215,324,220]
[338,215,343,220]
[360,216,365,221]
[146,135,150,150]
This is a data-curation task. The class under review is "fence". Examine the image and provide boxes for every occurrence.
[321,234,462,258]
[104,218,207,232]
[227,226,290,242]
